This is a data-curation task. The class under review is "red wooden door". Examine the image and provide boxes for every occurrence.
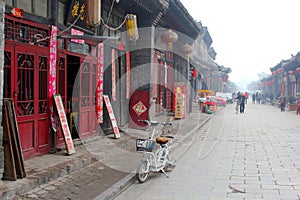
[78,57,98,138]
[5,44,50,157]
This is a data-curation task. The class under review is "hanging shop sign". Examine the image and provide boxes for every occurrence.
[67,0,95,31]
[174,83,187,119]
[71,28,84,44]
[103,95,120,139]
[53,94,75,155]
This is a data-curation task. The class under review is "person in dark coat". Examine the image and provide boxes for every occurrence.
[236,92,246,113]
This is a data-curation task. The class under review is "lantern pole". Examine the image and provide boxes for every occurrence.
[163,52,167,110]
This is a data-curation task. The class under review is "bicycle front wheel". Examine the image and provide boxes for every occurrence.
[164,155,176,172]
[136,161,149,183]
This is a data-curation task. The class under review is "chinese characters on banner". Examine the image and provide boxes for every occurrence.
[53,95,75,155]
[71,28,84,44]
[49,26,57,130]
[96,43,104,124]
[103,95,120,139]
[112,49,117,101]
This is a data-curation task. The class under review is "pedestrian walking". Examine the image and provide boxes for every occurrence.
[252,93,256,104]
[280,95,285,111]
[244,92,249,104]
[239,92,246,113]
[235,92,246,113]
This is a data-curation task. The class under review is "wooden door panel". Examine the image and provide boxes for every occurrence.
[18,121,35,156]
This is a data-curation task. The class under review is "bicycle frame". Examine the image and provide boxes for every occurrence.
[136,120,175,183]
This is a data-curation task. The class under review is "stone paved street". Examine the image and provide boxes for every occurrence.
[113,103,300,200]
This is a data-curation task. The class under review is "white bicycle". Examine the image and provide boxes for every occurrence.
[136,120,176,183]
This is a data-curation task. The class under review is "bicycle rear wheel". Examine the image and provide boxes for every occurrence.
[136,161,149,183]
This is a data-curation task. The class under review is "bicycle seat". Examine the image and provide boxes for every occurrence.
[156,137,169,144]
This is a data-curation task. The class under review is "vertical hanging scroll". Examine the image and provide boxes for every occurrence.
[112,49,116,101]
[96,43,104,124]
[126,51,131,99]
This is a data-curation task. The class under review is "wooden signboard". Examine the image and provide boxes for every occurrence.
[2,99,26,180]
[53,94,75,155]
[103,95,120,139]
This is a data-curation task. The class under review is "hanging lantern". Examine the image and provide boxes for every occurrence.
[289,71,296,82]
[276,67,284,74]
[272,71,277,76]
[125,14,139,41]
[296,67,300,73]
[181,44,193,58]
[85,0,101,26]
[288,70,295,75]
[160,29,178,50]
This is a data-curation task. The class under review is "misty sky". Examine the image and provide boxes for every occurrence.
[179,0,300,89]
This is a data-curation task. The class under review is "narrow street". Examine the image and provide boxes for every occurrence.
[8,103,300,200]
[113,103,300,200]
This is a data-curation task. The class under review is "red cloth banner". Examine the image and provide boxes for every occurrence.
[112,49,116,101]
[49,26,57,130]
[96,43,104,124]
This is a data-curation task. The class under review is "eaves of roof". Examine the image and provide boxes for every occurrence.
[159,0,202,40]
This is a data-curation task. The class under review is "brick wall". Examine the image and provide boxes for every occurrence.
[0,0,5,178]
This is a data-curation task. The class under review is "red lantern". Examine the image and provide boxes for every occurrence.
[272,71,277,76]
[296,67,300,73]
[288,70,295,75]
[277,68,283,73]
[160,29,178,50]
[181,44,193,58]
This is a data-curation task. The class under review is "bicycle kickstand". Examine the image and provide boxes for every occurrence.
[160,169,169,178]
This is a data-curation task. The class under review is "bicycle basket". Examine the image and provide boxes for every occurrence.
[136,139,155,152]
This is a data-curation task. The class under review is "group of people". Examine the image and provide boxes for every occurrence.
[235,91,247,114]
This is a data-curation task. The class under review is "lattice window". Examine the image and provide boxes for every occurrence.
[5,17,49,47]
[38,56,48,114]
[17,53,35,116]
[81,62,90,107]
[4,51,12,98]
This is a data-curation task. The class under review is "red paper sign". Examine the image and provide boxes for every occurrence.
[103,95,120,138]
[53,94,75,155]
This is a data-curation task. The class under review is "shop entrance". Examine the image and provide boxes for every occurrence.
[66,54,98,139]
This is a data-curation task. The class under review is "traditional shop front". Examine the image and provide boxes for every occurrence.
[3,14,101,157]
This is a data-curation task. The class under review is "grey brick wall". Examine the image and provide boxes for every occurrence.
[0,0,5,179]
